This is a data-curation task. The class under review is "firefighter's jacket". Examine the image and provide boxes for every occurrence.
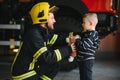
[11,24,72,80]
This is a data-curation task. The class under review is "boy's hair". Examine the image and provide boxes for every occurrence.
[83,13,98,26]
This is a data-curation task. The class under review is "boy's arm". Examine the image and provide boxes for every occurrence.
[75,32,97,50]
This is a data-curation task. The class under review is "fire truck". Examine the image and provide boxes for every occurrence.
[0,0,119,70]
[54,0,119,38]
[82,0,119,38]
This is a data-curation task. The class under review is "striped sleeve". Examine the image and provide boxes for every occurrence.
[75,31,98,50]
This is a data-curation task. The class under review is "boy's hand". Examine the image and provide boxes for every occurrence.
[66,36,76,44]
[69,36,76,44]
[75,35,80,39]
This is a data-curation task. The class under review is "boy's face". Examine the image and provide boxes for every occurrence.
[47,13,56,30]
[82,18,91,31]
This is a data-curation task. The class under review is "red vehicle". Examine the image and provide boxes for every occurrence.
[82,0,119,38]
[82,0,117,14]
[54,0,119,39]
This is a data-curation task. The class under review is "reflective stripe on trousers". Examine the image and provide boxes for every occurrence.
[40,75,52,80]
[12,70,36,80]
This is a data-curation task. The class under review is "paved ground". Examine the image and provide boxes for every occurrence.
[55,60,120,80]
[0,53,120,80]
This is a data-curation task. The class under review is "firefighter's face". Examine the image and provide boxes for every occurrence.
[47,13,56,30]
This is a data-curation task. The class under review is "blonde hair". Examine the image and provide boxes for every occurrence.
[83,13,98,26]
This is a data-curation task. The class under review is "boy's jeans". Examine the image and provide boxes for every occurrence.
[78,59,94,80]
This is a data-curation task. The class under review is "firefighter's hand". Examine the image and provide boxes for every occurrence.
[70,43,76,54]
[71,51,77,57]
[70,43,77,58]
[68,43,76,62]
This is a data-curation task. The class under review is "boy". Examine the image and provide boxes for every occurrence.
[74,13,99,80]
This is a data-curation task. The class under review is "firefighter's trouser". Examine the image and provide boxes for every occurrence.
[12,70,52,80]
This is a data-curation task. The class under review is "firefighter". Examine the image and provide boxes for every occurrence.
[11,2,76,80]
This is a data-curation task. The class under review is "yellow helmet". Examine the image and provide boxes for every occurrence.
[29,2,58,24]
